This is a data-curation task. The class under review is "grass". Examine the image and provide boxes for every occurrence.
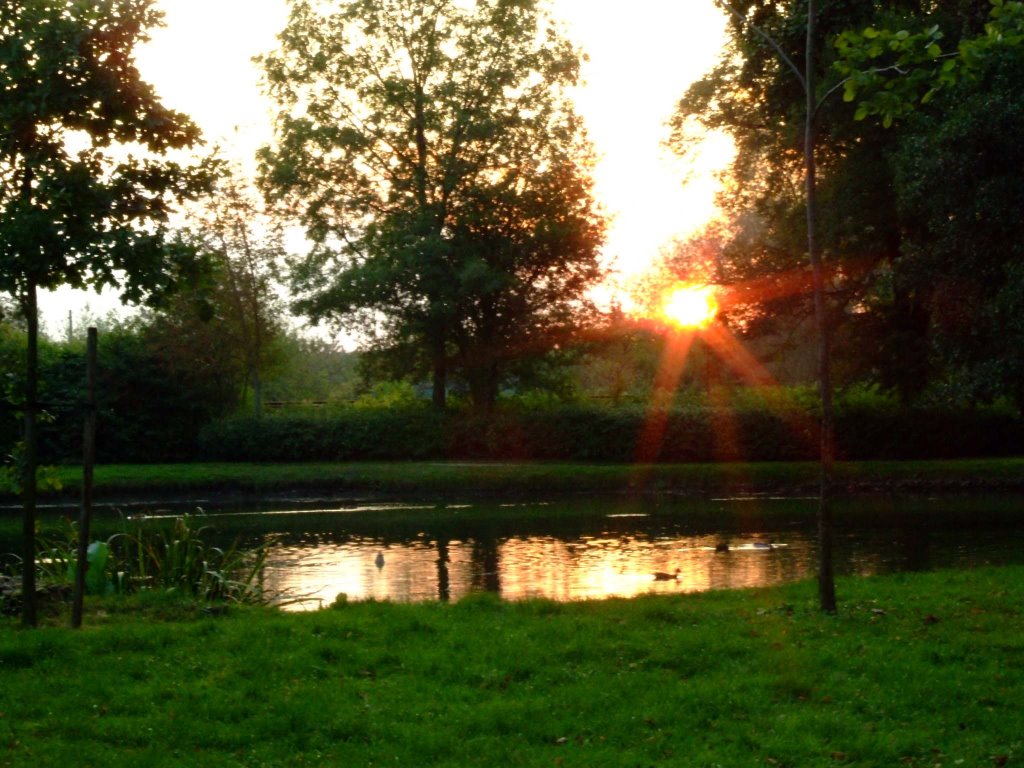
[1,567,1022,766]
[3,456,1024,502]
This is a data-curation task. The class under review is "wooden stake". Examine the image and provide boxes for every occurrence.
[71,328,97,628]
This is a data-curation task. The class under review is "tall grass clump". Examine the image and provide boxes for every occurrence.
[5,514,267,606]
[110,514,267,602]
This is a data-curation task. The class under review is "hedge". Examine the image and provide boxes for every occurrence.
[195,403,1024,463]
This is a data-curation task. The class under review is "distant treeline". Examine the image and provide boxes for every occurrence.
[3,320,1022,466]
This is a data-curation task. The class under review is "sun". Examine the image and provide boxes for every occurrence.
[661,284,719,329]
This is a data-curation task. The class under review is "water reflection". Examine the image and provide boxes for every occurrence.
[242,495,1024,609]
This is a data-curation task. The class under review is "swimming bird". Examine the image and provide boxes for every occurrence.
[374,551,385,568]
[752,541,775,550]
[714,542,730,552]
[653,568,681,581]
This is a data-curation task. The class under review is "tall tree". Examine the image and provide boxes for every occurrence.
[677,0,856,612]
[179,174,286,416]
[672,0,1003,611]
[0,0,210,626]
[259,0,604,410]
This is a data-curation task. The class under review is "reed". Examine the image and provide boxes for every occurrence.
[2,513,267,608]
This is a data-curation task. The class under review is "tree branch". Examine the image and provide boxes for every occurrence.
[717,0,807,92]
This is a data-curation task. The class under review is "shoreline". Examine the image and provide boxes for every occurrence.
[2,457,1023,509]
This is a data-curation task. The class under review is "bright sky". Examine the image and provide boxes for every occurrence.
[40,0,733,336]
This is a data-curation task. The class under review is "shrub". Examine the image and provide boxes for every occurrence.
[197,399,1023,463]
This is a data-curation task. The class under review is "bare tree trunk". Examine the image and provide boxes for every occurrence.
[805,0,837,614]
[20,280,39,627]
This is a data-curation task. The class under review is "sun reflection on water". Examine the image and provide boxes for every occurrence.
[261,531,816,611]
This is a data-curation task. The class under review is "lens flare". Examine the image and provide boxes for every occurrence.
[661,285,718,329]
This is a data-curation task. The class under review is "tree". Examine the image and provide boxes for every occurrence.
[178,173,287,416]
[0,0,210,626]
[672,0,1005,611]
[676,0,883,612]
[259,0,605,410]
[833,0,1024,406]
[671,1,997,402]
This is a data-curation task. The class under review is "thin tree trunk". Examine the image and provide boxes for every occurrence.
[253,372,262,419]
[20,280,39,627]
[805,0,837,614]
[431,334,447,410]
[72,327,98,629]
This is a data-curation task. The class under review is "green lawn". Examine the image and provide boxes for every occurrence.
[1,567,1022,767]
[5,457,1024,501]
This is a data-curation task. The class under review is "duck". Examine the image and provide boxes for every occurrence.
[374,551,385,568]
[714,542,730,552]
[653,568,681,581]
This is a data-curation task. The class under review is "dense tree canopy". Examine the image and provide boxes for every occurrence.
[259,0,605,409]
[0,0,210,306]
[669,0,1019,405]
[832,0,1024,404]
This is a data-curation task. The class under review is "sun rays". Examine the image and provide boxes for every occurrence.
[632,276,819,464]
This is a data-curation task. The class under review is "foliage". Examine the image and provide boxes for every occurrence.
[352,381,426,409]
[199,409,447,462]
[262,334,361,404]
[27,514,267,604]
[0,0,212,301]
[830,0,1024,405]
[0,319,248,464]
[670,0,920,365]
[835,0,1024,126]
[259,0,606,409]
[197,397,1023,463]
[164,171,289,416]
[674,0,1024,405]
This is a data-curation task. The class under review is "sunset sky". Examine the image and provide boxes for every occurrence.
[41,0,733,335]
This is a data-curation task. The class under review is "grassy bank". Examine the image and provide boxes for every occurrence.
[4,457,1024,502]
[1,568,1022,766]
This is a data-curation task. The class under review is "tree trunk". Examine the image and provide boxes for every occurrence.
[20,281,39,627]
[431,337,447,410]
[805,0,837,614]
[468,362,499,413]
[253,371,262,419]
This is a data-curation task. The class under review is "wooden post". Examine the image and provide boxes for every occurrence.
[21,280,39,627]
[71,327,97,628]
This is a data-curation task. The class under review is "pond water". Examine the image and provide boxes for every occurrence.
[101,493,1024,610]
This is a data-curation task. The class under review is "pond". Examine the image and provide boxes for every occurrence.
[70,493,1024,610]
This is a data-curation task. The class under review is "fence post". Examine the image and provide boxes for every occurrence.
[71,327,97,628]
